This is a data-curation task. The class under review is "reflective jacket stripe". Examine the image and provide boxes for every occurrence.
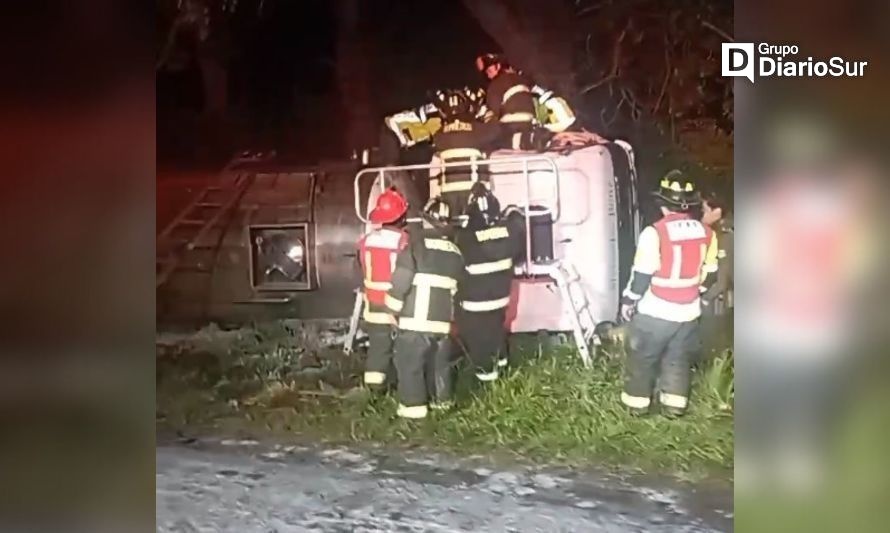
[413,272,458,290]
[650,277,700,288]
[502,84,531,104]
[466,258,513,275]
[440,148,484,160]
[422,239,462,256]
[500,112,535,123]
[398,317,451,334]
[461,296,510,312]
[475,227,509,241]
[440,181,475,193]
[384,294,404,312]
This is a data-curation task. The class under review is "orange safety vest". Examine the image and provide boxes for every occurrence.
[650,213,713,304]
[358,228,409,307]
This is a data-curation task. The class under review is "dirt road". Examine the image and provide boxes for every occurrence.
[156,438,732,532]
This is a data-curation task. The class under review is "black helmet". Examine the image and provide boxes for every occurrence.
[423,197,452,227]
[434,89,473,121]
[465,182,500,227]
[475,52,506,72]
[652,170,701,211]
[463,86,485,106]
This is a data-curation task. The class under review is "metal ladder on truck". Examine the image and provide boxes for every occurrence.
[531,261,599,367]
[156,172,254,289]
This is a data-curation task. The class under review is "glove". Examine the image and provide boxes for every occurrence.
[619,303,636,323]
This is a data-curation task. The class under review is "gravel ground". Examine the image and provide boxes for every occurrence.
[156,438,732,532]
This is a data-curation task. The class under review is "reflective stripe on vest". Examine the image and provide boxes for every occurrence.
[466,258,513,275]
[361,228,406,306]
[363,308,395,325]
[651,215,711,304]
[461,296,510,312]
[364,279,393,291]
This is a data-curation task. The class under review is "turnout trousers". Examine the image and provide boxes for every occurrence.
[622,314,700,412]
[456,309,508,375]
[363,323,396,386]
[393,331,454,407]
[697,297,733,365]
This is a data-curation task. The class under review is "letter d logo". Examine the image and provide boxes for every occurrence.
[722,43,755,83]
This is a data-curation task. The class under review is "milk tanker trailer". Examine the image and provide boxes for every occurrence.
[156,142,641,362]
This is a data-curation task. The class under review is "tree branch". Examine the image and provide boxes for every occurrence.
[580,23,628,94]
[652,30,672,115]
[701,20,733,42]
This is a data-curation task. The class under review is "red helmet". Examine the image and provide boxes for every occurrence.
[369,188,408,224]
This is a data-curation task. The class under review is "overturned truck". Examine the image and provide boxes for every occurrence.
[157,143,641,362]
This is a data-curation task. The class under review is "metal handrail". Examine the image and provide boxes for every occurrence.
[353,155,562,268]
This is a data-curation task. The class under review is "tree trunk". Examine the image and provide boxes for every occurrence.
[198,54,228,116]
[461,0,577,101]
[335,0,376,153]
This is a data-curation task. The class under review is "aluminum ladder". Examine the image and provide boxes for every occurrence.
[538,260,599,367]
[156,173,253,289]
[343,289,365,356]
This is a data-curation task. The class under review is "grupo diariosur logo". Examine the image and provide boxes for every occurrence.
[722,43,867,82]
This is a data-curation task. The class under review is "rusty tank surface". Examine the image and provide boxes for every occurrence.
[156,152,425,326]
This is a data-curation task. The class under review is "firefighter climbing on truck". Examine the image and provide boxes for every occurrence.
[429,88,502,215]
[619,171,719,417]
[385,198,465,419]
[357,189,411,390]
[475,52,577,135]
[455,183,523,381]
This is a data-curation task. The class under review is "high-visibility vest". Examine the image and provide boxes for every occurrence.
[358,228,409,323]
[650,213,714,304]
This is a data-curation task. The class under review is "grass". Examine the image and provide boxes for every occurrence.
[157,325,733,479]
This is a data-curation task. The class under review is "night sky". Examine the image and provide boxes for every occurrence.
[157,0,498,164]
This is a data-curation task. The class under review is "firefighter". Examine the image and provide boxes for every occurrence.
[385,198,465,418]
[357,189,411,389]
[430,88,501,215]
[619,171,719,417]
[475,53,577,136]
[699,188,734,360]
[455,183,521,381]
